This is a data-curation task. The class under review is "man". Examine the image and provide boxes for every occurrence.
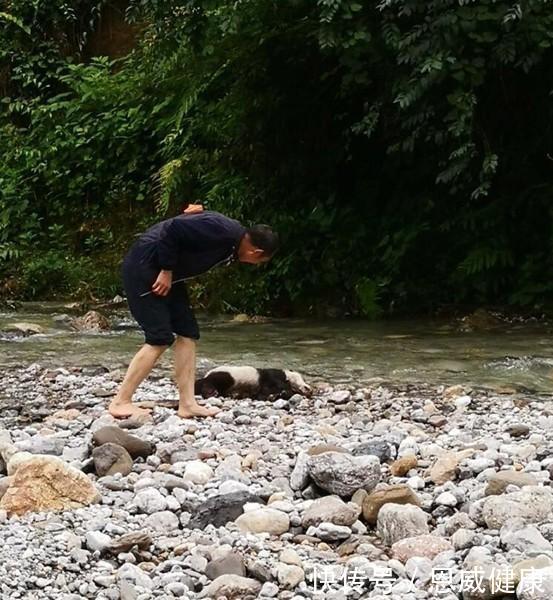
[109,208,278,419]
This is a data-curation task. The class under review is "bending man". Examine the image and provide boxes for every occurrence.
[109,209,278,419]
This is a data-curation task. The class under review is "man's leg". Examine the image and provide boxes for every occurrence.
[109,343,167,417]
[174,336,219,418]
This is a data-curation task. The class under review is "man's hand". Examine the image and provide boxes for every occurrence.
[152,270,172,296]
[183,204,204,214]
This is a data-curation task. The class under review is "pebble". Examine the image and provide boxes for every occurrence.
[0,364,551,600]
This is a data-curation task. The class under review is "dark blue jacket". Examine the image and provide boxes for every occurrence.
[126,211,246,279]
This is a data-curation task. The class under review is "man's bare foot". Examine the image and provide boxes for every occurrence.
[178,403,220,419]
[108,400,152,419]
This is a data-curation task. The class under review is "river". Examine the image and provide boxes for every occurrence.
[2,302,553,393]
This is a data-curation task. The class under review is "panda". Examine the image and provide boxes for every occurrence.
[194,366,312,400]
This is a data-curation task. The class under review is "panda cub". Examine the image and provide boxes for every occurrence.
[195,366,311,400]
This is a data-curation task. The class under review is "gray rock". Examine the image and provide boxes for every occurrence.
[500,520,552,553]
[93,426,153,459]
[85,531,112,554]
[275,563,304,588]
[187,491,263,529]
[144,510,179,534]
[307,452,381,496]
[117,564,153,590]
[198,574,261,598]
[485,470,537,496]
[351,440,393,462]
[290,452,310,491]
[235,508,290,535]
[517,567,553,600]
[15,436,65,456]
[302,495,361,528]
[306,522,352,541]
[482,487,553,529]
[133,488,167,514]
[205,552,245,580]
[377,503,429,545]
[93,443,133,477]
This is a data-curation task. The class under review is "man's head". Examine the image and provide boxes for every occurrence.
[237,224,279,264]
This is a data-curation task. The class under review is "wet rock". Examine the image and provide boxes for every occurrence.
[187,491,263,529]
[10,322,44,335]
[93,443,133,477]
[376,503,429,545]
[71,310,110,332]
[485,470,537,496]
[92,426,153,459]
[235,508,290,535]
[307,452,380,497]
[481,487,553,529]
[198,574,261,599]
[0,456,100,516]
[302,495,361,528]
[362,484,421,524]
[392,534,453,562]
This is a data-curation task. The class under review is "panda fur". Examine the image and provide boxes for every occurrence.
[194,366,311,400]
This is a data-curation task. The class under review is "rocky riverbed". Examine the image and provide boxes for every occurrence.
[0,364,553,599]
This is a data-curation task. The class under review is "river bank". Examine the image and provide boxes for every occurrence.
[0,363,552,599]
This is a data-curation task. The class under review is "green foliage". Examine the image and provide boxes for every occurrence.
[1,0,553,313]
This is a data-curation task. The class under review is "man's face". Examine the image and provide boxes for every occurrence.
[238,237,272,265]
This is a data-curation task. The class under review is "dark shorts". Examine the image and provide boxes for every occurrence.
[122,255,199,346]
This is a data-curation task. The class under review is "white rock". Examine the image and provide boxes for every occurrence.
[435,491,458,507]
[134,488,167,514]
[144,510,179,533]
[377,503,429,545]
[235,508,290,535]
[183,461,214,484]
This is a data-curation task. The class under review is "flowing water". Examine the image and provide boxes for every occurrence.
[2,302,553,393]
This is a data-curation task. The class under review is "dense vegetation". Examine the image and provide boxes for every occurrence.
[1,0,553,317]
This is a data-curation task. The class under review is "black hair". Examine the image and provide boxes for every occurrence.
[247,224,279,256]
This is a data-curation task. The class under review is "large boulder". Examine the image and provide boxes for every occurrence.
[307,452,380,497]
[376,503,429,546]
[302,495,361,528]
[92,426,153,459]
[0,456,100,516]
